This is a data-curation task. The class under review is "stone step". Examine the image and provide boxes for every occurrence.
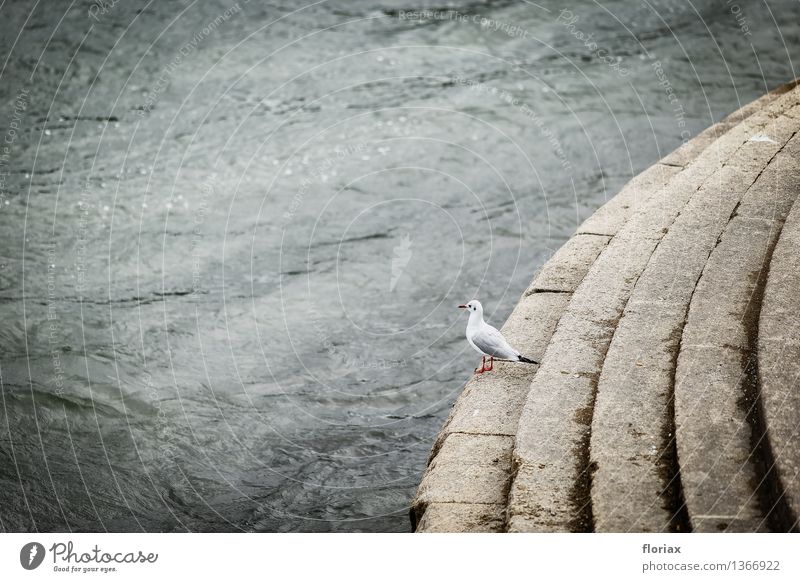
[590,110,800,533]
[673,134,800,533]
[507,84,800,532]
[412,79,800,533]
[411,292,569,531]
[757,158,800,532]
[577,80,799,237]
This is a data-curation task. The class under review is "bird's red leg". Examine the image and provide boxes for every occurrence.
[475,356,486,374]
[487,357,494,371]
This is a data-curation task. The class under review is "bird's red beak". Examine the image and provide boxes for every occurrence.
[458,304,467,309]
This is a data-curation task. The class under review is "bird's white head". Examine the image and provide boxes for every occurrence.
[458,300,483,317]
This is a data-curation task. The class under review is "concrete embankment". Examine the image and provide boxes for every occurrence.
[411,79,800,533]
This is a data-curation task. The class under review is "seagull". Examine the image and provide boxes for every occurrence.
[459,300,539,374]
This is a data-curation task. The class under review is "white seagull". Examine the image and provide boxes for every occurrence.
[459,300,538,374]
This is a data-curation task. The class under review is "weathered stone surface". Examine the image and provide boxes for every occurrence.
[590,303,685,533]
[415,503,505,532]
[736,137,800,221]
[509,84,800,533]
[577,163,680,236]
[758,193,800,529]
[680,218,777,350]
[723,78,799,124]
[674,133,800,533]
[674,219,778,533]
[675,346,767,532]
[660,77,796,168]
[526,234,610,293]
[589,106,800,533]
[437,293,569,442]
[413,292,573,532]
[576,79,798,239]
[414,433,513,508]
[660,121,734,167]
[413,80,800,534]
[757,337,800,529]
[507,368,596,532]
[414,200,609,531]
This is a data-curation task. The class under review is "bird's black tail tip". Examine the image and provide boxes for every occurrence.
[518,355,539,365]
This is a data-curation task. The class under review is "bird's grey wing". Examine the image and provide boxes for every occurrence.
[472,325,519,359]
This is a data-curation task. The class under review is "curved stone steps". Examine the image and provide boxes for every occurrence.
[589,110,800,533]
[411,293,568,532]
[411,79,800,533]
[577,80,798,237]
[673,134,800,533]
[507,83,800,532]
[758,174,800,532]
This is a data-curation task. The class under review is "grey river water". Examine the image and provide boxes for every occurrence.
[0,0,798,532]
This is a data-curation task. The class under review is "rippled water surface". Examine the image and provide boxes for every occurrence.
[1,0,798,531]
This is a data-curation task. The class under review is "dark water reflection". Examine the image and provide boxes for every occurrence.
[0,0,797,531]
